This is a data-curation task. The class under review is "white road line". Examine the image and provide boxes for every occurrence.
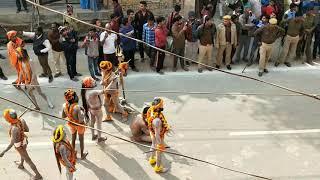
[0,140,96,148]
[229,129,320,136]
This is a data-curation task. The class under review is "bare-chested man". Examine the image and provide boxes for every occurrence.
[147,98,170,173]
[130,106,152,142]
[52,125,77,180]
[81,77,107,143]
[62,89,88,159]
[99,60,128,121]
[0,109,43,180]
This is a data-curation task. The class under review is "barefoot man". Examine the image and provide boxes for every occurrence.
[130,105,152,142]
[81,77,107,143]
[0,109,43,180]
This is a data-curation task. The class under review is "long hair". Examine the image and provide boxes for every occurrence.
[81,84,89,119]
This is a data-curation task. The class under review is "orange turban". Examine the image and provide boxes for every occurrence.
[64,89,76,101]
[3,109,19,124]
[7,31,17,40]
[100,61,113,71]
[82,77,95,88]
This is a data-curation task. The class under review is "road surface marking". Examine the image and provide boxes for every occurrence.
[229,129,320,136]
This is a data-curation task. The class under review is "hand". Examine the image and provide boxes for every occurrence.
[0,152,4,157]
[70,39,75,43]
[104,34,108,40]
[183,25,188,31]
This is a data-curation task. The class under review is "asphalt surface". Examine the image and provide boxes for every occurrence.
[0,44,320,180]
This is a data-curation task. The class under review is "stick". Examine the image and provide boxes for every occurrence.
[143,146,170,154]
[18,106,32,118]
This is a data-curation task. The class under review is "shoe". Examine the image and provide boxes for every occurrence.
[70,77,79,82]
[92,135,98,141]
[183,67,189,71]
[207,67,213,71]
[258,72,263,77]
[172,67,177,72]
[226,65,232,70]
[0,54,5,59]
[215,65,220,69]
[75,73,82,76]
[149,156,156,165]
[0,75,8,80]
[54,72,62,78]
[274,62,280,67]
[264,69,269,73]
[93,77,100,81]
[131,67,139,72]
[97,137,107,143]
[198,68,203,73]
[284,62,291,67]
[39,73,47,78]
[16,10,21,13]
[306,61,314,65]
[157,70,164,75]
[48,76,53,83]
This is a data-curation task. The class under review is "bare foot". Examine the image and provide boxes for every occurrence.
[97,137,107,143]
[92,135,98,141]
[33,174,43,180]
[81,152,88,160]
[18,164,24,169]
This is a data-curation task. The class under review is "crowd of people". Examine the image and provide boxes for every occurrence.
[2,0,320,83]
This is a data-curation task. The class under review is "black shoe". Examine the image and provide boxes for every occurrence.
[258,72,263,77]
[274,62,280,67]
[264,69,269,73]
[0,54,5,59]
[48,76,53,83]
[226,65,232,70]
[71,77,79,82]
[39,73,47,78]
[215,65,220,69]
[183,67,189,71]
[157,70,164,75]
[0,75,8,80]
[207,67,213,71]
[25,9,29,13]
[198,68,203,73]
[54,72,62,78]
[284,62,291,67]
[75,73,82,76]
[95,72,102,76]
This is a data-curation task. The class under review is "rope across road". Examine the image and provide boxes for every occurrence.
[24,0,320,102]
[0,95,272,179]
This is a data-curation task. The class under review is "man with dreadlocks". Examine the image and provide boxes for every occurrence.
[62,89,88,159]
[81,77,107,143]
[52,125,77,180]
[0,109,43,180]
[130,105,152,142]
[99,61,128,122]
[147,97,170,173]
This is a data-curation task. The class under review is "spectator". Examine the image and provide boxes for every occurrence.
[127,9,135,24]
[171,15,189,72]
[296,8,315,64]
[283,3,298,20]
[235,8,256,63]
[185,11,200,66]
[91,19,104,69]
[63,4,79,32]
[112,0,123,21]
[100,23,118,67]
[134,1,154,62]
[313,23,320,59]
[215,15,237,70]
[276,17,304,67]
[155,16,168,74]
[142,16,157,69]
[197,15,216,73]
[254,18,285,76]
[48,22,65,78]
[22,27,53,83]
[16,0,28,13]
[90,0,98,11]
[81,28,100,81]
[262,0,280,17]
[248,15,269,66]
[110,13,120,34]
[228,14,241,63]
[80,0,90,9]
[167,4,181,34]
[60,25,80,82]
[120,17,139,72]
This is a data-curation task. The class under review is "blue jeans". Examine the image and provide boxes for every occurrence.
[88,56,99,78]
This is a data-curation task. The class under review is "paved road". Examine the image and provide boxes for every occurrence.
[0,45,320,180]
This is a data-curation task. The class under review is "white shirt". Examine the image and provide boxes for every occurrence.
[23,31,52,53]
[100,31,117,54]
